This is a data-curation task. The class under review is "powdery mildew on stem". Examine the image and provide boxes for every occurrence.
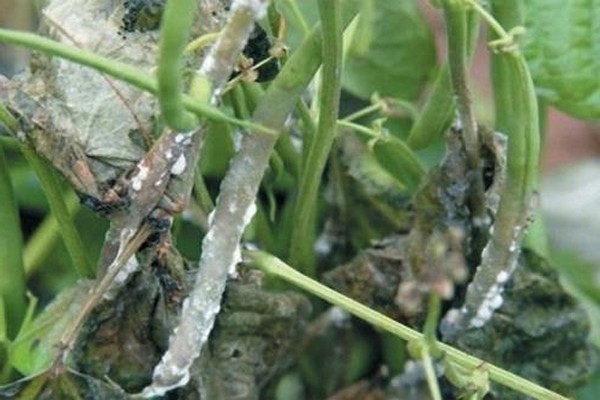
[141,0,268,396]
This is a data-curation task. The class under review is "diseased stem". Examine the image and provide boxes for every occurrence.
[197,0,267,96]
[441,0,541,337]
[441,0,486,222]
[144,4,359,396]
[245,249,568,400]
[289,0,343,275]
[158,0,199,131]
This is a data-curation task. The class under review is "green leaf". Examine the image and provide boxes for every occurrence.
[342,0,436,101]
[8,282,91,375]
[523,0,600,119]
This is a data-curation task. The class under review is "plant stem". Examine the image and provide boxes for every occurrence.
[441,0,486,222]
[0,144,26,339]
[407,9,479,150]
[0,28,274,135]
[20,145,94,278]
[245,249,568,400]
[342,102,382,122]
[23,191,80,276]
[422,345,443,400]
[157,0,199,131]
[289,0,343,275]
[0,102,19,133]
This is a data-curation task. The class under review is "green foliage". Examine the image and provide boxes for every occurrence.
[523,0,600,119]
[343,0,436,101]
[0,0,599,398]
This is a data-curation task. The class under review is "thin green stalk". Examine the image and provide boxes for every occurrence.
[0,145,26,339]
[342,102,382,122]
[286,0,311,37]
[157,0,199,131]
[244,249,568,400]
[295,98,317,161]
[0,103,19,133]
[422,345,443,400]
[23,191,80,276]
[424,294,441,345]
[407,9,479,150]
[0,28,275,135]
[441,0,486,222]
[20,145,94,278]
[289,0,343,275]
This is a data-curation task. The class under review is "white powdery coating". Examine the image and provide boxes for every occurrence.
[142,349,191,398]
[171,154,187,176]
[175,132,194,144]
[242,201,257,226]
[231,0,269,19]
[142,200,258,395]
[469,282,504,328]
[131,165,150,191]
[229,245,242,278]
[328,307,350,326]
[496,270,510,284]
[314,233,332,256]
[103,256,140,300]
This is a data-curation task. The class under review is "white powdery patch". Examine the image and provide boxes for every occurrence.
[141,349,191,398]
[141,199,258,396]
[131,164,150,191]
[229,245,242,278]
[242,201,257,226]
[469,282,504,329]
[328,306,350,327]
[103,256,140,300]
[315,233,332,256]
[170,154,187,175]
[175,131,194,145]
[231,0,269,19]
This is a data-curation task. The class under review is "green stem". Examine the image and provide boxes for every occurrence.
[422,345,443,400]
[23,191,80,276]
[407,9,479,150]
[157,0,199,131]
[20,145,94,278]
[0,103,19,133]
[286,0,311,37]
[424,293,441,345]
[296,99,317,161]
[0,144,26,339]
[289,0,343,275]
[0,28,274,135]
[342,102,382,122]
[245,249,568,400]
[441,0,486,222]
